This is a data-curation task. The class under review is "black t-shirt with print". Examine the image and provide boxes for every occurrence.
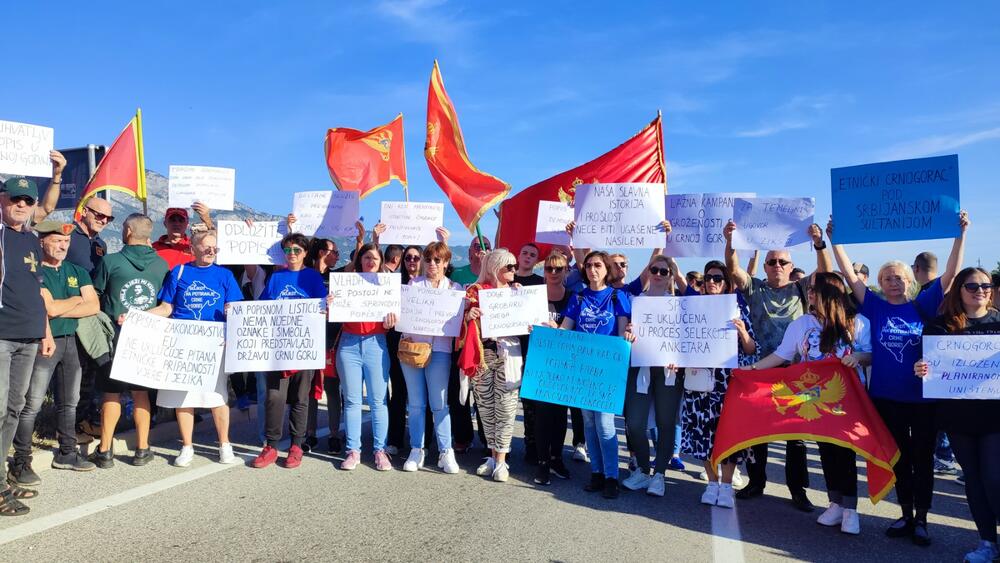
[0,226,47,340]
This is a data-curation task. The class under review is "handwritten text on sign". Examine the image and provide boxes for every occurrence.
[664,193,754,257]
[535,200,573,245]
[378,201,444,246]
[521,326,631,415]
[216,220,285,265]
[573,183,666,249]
[110,310,224,392]
[0,120,54,177]
[731,197,815,251]
[922,335,1000,399]
[328,273,401,322]
[831,155,960,244]
[630,295,738,368]
[396,284,465,337]
[224,299,325,372]
[292,191,360,238]
[168,165,236,210]
[478,285,549,338]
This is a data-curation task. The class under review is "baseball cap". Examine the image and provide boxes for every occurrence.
[166,208,189,220]
[1,177,39,200]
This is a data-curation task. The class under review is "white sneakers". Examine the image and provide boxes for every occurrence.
[840,509,860,535]
[732,468,746,489]
[476,457,496,476]
[817,502,844,526]
[492,462,510,482]
[173,445,194,467]
[402,449,425,472]
[218,443,239,465]
[701,482,719,505]
[437,449,460,474]
[716,484,735,508]
[573,444,590,463]
[623,470,652,491]
[646,473,665,497]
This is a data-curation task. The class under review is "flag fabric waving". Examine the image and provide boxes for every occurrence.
[424,60,511,233]
[711,358,900,503]
[324,113,408,199]
[74,110,146,222]
[496,114,665,254]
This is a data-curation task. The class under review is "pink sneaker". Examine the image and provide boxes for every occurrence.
[374,450,393,471]
[340,450,361,471]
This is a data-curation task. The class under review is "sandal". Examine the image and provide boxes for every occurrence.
[0,489,30,516]
[6,483,38,500]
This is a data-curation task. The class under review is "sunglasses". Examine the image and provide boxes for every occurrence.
[319,248,338,255]
[82,206,114,222]
[282,247,305,255]
[963,283,994,293]
[199,247,219,255]
[704,274,726,284]
[615,262,628,268]
[648,266,670,276]
[545,266,565,274]
[503,264,517,272]
[424,257,443,264]
[690,279,703,287]
[404,255,422,262]
[766,259,792,267]
[10,195,36,206]
[584,262,604,270]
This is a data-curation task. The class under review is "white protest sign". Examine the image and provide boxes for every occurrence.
[328,272,401,322]
[379,201,444,246]
[572,183,666,249]
[292,191,359,238]
[110,310,224,391]
[535,200,573,245]
[168,165,236,210]
[396,284,465,337]
[0,120,53,177]
[630,294,739,368]
[216,220,285,265]
[224,299,325,372]
[478,285,549,338]
[664,192,755,257]
[922,335,1000,399]
[731,197,815,250]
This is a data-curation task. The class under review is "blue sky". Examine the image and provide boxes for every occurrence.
[4,2,999,274]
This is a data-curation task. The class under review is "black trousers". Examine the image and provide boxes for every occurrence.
[950,431,1000,543]
[386,331,407,449]
[570,407,585,447]
[818,442,858,509]
[264,371,312,448]
[534,400,568,462]
[307,375,342,438]
[448,357,474,447]
[522,397,537,452]
[874,398,937,509]
[747,440,810,493]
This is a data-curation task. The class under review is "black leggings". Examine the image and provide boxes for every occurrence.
[747,440,810,494]
[534,400,568,462]
[265,371,312,448]
[950,431,1000,542]
[874,399,936,510]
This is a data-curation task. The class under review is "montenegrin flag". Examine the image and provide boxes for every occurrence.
[75,109,147,222]
[496,114,665,255]
[425,60,511,233]
[324,113,407,199]
[711,358,900,503]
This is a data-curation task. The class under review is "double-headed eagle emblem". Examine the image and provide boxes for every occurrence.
[771,368,846,421]
[363,130,393,162]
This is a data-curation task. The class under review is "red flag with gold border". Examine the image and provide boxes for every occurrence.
[711,358,900,503]
[324,114,407,199]
[74,110,146,221]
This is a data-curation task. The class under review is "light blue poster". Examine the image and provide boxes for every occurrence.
[831,155,960,244]
[521,326,631,415]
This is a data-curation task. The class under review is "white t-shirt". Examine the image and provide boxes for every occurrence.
[401,276,463,354]
[774,313,872,381]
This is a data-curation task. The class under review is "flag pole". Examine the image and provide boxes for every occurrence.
[475,223,485,252]
[135,107,148,216]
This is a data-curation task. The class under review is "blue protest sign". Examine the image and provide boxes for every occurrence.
[521,326,630,415]
[830,155,960,244]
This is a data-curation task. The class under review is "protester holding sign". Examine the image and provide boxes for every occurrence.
[829,211,969,545]
[146,231,243,467]
[303,237,344,454]
[252,233,328,470]
[749,273,873,535]
[333,243,398,471]
[457,249,524,483]
[916,267,1000,562]
[554,250,634,499]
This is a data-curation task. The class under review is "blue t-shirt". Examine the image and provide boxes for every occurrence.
[860,279,943,403]
[562,286,631,336]
[159,263,243,321]
[260,268,327,301]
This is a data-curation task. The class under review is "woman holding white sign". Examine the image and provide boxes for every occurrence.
[399,242,462,474]
[148,231,244,466]
[915,267,1000,563]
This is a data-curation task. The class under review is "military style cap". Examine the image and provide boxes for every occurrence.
[35,220,74,236]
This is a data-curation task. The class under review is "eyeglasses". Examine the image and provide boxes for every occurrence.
[766,259,792,267]
[704,274,726,284]
[282,247,305,255]
[584,262,604,270]
[545,266,565,274]
[503,264,517,272]
[319,248,338,255]
[404,255,422,262]
[615,262,628,268]
[84,207,114,222]
[199,247,219,255]
[648,266,670,276]
[690,279,703,287]
[10,195,36,206]
[424,257,443,264]
[963,283,994,293]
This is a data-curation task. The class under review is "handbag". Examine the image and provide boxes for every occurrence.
[398,337,432,368]
[684,368,715,393]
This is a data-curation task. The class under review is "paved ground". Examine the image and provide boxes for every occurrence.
[0,403,979,562]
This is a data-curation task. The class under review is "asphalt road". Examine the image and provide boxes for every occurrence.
[0,404,979,562]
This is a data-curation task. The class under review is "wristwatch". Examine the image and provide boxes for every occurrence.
[813,241,827,250]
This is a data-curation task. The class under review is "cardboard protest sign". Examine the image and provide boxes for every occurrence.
[216,220,285,265]
[572,183,666,249]
[396,284,465,337]
[378,201,444,246]
[664,193,754,257]
[535,200,573,245]
[328,272,401,322]
[630,295,739,368]
[922,335,1000,399]
[731,197,814,250]
[110,310,224,392]
[292,191,359,238]
[0,120,53,177]
[831,155,960,244]
[521,326,631,415]
[168,165,236,210]
[478,285,549,338]
[224,299,326,372]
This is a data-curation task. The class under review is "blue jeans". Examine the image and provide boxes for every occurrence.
[400,351,452,451]
[337,332,389,453]
[583,409,619,478]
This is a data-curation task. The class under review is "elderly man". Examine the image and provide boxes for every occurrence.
[8,222,99,487]
[152,203,214,270]
[0,178,56,515]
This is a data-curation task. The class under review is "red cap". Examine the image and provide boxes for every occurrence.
[166,208,189,220]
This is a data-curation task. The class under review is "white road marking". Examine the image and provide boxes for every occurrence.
[711,504,746,563]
